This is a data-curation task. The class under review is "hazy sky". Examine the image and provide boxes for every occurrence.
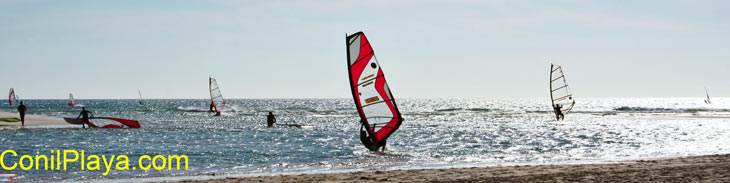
[1,0,728,99]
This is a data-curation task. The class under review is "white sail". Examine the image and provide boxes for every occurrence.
[209,77,226,112]
[69,93,76,106]
[550,64,575,113]
[704,87,711,104]
[138,90,144,105]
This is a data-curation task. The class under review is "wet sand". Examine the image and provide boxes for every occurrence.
[0,111,69,126]
[174,154,730,182]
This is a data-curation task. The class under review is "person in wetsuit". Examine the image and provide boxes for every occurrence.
[553,104,564,121]
[266,112,276,127]
[209,102,215,112]
[359,122,386,151]
[17,101,27,126]
[76,107,94,128]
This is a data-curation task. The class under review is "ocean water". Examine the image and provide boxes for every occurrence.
[1,98,729,182]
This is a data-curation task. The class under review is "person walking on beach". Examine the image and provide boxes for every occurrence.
[553,104,564,121]
[266,112,276,127]
[17,101,27,126]
[77,107,93,128]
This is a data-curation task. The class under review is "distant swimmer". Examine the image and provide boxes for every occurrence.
[266,112,276,127]
[77,107,94,128]
[554,104,564,121]
[17,101,27,126]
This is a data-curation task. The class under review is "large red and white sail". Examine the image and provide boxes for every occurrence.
[209,77,226,112]
[346,32,403,148]
[550,64,575,113]
[8,88,17,107]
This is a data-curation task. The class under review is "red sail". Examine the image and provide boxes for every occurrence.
[346,32,403,146]
[8,88,16,107]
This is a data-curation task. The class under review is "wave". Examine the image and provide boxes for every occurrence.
[433,108,492,112]
[612,106,726,113]
[176,106,209,112]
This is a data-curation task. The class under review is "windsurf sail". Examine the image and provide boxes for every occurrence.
[63,117,141,128]
[550,64,576,115]
[138,90,144,105]
[68,93,76,106]
[209,77,226,113]
[8,88,17,107]
[346,32,403,151]
[704,87,711,104]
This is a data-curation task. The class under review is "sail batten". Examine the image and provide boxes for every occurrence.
[346,32,403,150]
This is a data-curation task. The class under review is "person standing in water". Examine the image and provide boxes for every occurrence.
[266,112,276,127]
[553,104,564,121]
[77,107,93,128]
[17,101,27,126]
[360,121,387,151]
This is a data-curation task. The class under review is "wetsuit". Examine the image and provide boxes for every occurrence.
[77,109,93,128]
[267,113,276,127]
[554,105,564,121]
[17,103,26,126]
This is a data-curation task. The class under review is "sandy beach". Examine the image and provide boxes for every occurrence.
[175,154,730,182]
[0,111,69,126]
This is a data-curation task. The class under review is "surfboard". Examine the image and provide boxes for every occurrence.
[0,118,20,122]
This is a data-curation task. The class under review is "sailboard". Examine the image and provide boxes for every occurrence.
[346,32,403,151]
[8,88,17,107]
[0,173,18,183]
[209,77,226,113]
[704,87,711,104]
[550,64,575,118]
[138,90,144,105]
[63,117,141,128]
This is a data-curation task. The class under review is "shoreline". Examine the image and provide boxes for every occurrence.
[0,111,71,126]
[168,154,730,182]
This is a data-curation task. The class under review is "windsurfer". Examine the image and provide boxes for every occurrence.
[266,112,276,127]
[17,101,26,126]
[77,107,94,128]
[554,104,564,121]
[209,103,215,112]
[359,123,386,151]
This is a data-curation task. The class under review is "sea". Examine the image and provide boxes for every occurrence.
[1,98,729,182]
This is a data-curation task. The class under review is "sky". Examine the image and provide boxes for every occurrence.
[0,0,728,99]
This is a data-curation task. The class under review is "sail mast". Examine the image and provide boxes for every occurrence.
[138,90,144,105]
